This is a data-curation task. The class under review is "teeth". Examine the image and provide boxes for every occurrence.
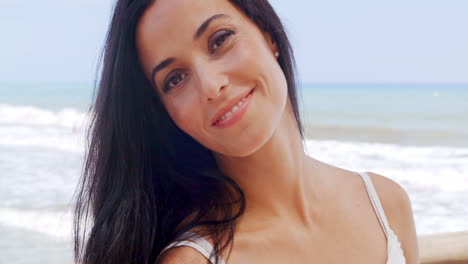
[215,95,248,123]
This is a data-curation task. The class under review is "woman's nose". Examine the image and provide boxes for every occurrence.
[195,61,229,102]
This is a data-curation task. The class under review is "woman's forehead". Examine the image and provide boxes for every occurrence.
[137,0,239,39]
[136,0,242,74]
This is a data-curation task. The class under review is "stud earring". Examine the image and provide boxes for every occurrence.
[274,51,279,58]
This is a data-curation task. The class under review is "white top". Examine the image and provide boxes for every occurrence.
[157,171,406,264]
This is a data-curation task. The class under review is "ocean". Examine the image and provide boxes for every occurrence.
[1,82,467,264]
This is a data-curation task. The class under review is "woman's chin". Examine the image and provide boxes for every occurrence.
[214,131,272,158]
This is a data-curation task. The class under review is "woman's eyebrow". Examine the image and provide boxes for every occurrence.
[151,57,175,88]
[194,13,228,40]
[151,13,229,87]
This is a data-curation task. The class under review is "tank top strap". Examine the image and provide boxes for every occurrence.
[356,171,391,238]
[157,231,226,264]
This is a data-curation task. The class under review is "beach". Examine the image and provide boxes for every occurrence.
[0,82,467,264]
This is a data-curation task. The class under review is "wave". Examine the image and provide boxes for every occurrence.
[0,104,88,129]
[0,104,89,152]
[304,122,468,148]
[304,139,468,192]
[0,207,73,240]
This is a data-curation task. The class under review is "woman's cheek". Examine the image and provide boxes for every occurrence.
[227,39,254,68]
[166,94,197,130]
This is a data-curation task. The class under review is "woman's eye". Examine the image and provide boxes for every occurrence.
[210,30,234,53]
[164,71,187,91]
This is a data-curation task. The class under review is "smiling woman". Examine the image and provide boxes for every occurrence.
[135,0,292,157]
[73,0,418,264]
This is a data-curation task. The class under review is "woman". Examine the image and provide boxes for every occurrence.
[74,0,419,263]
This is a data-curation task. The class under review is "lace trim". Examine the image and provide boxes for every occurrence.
[386,228,406,264]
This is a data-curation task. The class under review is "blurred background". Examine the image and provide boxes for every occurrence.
[0,0,467,263]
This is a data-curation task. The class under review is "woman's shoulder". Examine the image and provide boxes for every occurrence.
[364,171,420,263]
[329,166,412,217]
[364,171,410,215]
[336,168,414,232]
[331,167,419,263]
[362,171,414,231]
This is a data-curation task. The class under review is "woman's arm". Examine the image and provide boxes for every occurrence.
[368,172,420,264]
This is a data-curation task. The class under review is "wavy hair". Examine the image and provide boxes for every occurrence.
[73,0,304,263]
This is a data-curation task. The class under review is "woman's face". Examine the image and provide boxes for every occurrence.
[136,0,288,157]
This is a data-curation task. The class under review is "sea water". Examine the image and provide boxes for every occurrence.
[1,82,467,264]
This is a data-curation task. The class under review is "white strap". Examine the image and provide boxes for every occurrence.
[157,232,226,264]
[356,171,391,238]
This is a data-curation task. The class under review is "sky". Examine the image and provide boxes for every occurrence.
[0,0,467,84]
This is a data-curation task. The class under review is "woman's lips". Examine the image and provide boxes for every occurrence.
[212,89,255,129]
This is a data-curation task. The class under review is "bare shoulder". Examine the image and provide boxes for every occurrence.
[158,246,210,264]
[365,172,410,215]
[366,171,420,264]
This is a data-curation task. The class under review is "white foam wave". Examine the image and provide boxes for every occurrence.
[304,139,468,192]
[0,125,85,152]
[0,207,73,240]
[0,104,89,152]
[0,104,88,129]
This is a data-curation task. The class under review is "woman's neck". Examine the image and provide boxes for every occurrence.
[214,101,321,232]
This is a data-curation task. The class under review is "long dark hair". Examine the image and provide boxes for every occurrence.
[73,0,304,263]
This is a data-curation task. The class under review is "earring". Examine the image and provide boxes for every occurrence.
[274,51,279,58]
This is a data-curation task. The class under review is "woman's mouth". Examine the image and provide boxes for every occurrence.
[212,88,255,129]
